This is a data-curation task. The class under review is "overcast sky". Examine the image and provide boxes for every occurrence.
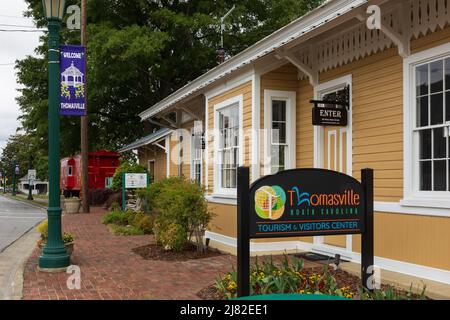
[0,1,41,154]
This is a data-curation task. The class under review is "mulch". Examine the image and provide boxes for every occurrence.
[132,243,223,261]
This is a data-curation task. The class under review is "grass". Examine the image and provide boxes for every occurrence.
[107,224,144,236]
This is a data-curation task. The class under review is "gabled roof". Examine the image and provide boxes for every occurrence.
[139,0,370,120]
[118,128,172,153]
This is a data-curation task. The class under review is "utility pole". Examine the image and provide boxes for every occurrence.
[80,0,89,213]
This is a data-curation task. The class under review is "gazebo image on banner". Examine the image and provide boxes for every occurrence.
[61,61,84,88]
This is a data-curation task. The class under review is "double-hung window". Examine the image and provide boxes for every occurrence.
[214,95,242,195]
[264,90,296,175]
[415,56,450,192]
[405,44,450,208]
[190,121,203,184]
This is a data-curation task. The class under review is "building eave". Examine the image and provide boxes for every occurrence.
[118,128,173,153]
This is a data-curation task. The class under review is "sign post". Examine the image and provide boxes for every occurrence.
[237,167,250,298]
[361,168,374,291]
[236,167,374,297]
[121,173,149,211]
[28,169,37,200]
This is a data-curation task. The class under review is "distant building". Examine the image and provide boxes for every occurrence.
[19,173,48,195]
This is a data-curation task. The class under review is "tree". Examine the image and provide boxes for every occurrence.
[16,0,325,158]
[0,134,45,183]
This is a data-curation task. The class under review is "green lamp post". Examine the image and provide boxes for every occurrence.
[39,0,70,270]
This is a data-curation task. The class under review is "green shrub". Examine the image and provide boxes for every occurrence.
[158,222,186,251]
[131,211,145,226]
[102,211,127,225]
[137,176,182,213]
[124,209,136,225]
[108,224,144,236]
[111,161,148,192]
[109,201,120,212]
[149,177,212,252]
[135,215,154,234]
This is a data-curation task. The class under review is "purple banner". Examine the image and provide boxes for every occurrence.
[60,45,86,116]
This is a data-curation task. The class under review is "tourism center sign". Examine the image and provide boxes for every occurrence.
[60,45,86,116]
[249,169,364,238]
[236,167,374,297]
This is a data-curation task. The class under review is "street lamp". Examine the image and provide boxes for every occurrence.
[12,163,19,196]
[39,0,70,270]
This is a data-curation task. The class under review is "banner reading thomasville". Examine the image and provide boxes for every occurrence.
[60,45,86,116]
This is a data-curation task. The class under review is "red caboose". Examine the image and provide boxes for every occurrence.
[60,150,120,197]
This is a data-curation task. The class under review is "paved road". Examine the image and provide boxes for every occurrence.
[0,196,46,253]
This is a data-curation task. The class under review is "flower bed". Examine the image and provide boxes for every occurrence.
[198,256,428,300]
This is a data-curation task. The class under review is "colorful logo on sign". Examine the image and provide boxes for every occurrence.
[254,185,286,220]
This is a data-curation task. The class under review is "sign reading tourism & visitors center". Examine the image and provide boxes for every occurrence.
[250,169,364,238]
[236,167,374,298]
[60,45,86,116]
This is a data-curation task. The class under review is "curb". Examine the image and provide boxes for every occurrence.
[0,227,40,300]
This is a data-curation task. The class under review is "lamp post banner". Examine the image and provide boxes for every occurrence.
[59,45,86,116]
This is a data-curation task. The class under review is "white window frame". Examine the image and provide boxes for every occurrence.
[213,95,244,197]
[403,43,450,209]
[190,127,203,184]
[263,90,296,175]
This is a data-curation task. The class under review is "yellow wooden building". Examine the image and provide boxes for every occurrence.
[119,0,450,284]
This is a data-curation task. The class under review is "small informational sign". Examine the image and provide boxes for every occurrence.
[124,173,148,189]
[312,107,347,126]
[249,169,364,238]
[28,170,37,181]
[60,45,86,116]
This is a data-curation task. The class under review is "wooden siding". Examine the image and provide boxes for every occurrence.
[203,27,450,269]
[138,144,167,182]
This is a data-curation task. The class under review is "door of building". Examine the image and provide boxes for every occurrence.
[313,76,353,258]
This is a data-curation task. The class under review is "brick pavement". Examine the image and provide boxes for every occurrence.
[22,207,319,300]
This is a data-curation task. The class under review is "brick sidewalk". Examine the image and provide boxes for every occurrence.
[22,207,235,300]
[22,207,321,300]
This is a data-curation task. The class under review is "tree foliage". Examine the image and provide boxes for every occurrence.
[0,133,46,182]
[14,0,324,165]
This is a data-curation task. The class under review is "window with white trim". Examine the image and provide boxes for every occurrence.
[271,100,288,173]
[414,56,450,192]
[190,122,203,184]
[213,96,243,195]
[218,104,240,189]
[264,90,296,175]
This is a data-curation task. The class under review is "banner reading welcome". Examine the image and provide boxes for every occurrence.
[60,45,86,116]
